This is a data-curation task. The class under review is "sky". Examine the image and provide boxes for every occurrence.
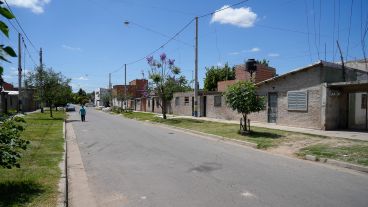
[1,0,367,92]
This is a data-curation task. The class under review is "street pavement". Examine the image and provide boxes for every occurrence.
[68,107,368,207]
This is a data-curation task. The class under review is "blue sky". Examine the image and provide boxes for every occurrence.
[2,0,367,92]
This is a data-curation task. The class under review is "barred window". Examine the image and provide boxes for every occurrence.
[362,94,367,109]
[184,97,189,105]
[287,91,308,111]
[214,96,222,107]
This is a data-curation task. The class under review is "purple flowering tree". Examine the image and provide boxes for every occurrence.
[147,53,187,119]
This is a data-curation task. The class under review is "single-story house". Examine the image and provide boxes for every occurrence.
[168,61,368,131]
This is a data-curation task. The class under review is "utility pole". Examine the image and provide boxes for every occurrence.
[18,33,22,113]
[124,64,127,109]
[194,16,199,117]
[109,73,112,89]
[336,41,346,81]
[40,48,44,113]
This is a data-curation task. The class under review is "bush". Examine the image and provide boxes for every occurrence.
[0,117,29,169]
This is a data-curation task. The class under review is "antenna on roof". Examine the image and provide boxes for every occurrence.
[336,41,346,81]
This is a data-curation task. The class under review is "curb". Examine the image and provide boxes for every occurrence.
[57,121,68,207]
[133,119,258,149]
[305,155,368,173]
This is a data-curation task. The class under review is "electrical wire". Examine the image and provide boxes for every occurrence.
[4,0,38,53]
[198,0,250,18]
[22,37,38,67]
[304,0,313,62]
[345,0,354,61]
[128,21,194,48]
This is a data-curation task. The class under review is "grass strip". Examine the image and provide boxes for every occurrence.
[0,111,65,207]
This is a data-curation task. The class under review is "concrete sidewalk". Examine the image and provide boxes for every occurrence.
[170,115,368,141]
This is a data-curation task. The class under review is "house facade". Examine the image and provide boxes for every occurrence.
[111,79,148,110]
[94,88,109,107]
[167,61,368,131]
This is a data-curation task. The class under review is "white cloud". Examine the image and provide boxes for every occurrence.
[242,47,261,53]
[62,44,82,51]
[75,76,88,81]
[7,0,51,14]
[217,62,223,67]
[250,47,260,52]
[228,51,240,56]
[268,53,280,57]
[211,5,257,28]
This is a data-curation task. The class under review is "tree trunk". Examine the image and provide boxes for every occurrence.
[243,114,247,132]
[162,98,167,119]
[50,105,53,117]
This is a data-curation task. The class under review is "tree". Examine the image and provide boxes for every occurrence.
[74,88,89,105]
[0,116,29,169]
[27,67,71,117]
[224,81,265,133]
[0,1,17,113]
[256,59,270,67]
[101,92,111,107]
[204,63,235,91]
[146,53,188,119]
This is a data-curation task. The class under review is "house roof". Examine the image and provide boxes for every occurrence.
[255,60,364,86]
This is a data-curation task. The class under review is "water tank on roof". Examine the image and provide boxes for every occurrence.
[246,59,257,73]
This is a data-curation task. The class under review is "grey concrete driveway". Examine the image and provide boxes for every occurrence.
[68,107,368,207]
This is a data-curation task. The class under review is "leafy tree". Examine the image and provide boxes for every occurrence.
[74,88,89,105]
[27,67,71,117]
[101,92,111,107]
[0,116,29,169]
[54,80,73,109]
[146,53,188,119]
[224,81,265,133]
[204,63,235,91]
[0,1,17,113]
[256,59,270,67]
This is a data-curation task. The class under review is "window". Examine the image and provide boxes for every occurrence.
[175,97,180,106]
[362,94,367,109]
[214,95,222,107]
[184,97,189,106]
[287,91,308,111]
[148,98,151,107]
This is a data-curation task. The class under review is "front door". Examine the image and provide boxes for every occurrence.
[268,93,278,123]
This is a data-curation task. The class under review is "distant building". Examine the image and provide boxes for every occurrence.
[94,88,109,107]
[111,79,148,110]
[217,63,276,92]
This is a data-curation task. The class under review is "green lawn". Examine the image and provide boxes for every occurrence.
[0,111,65,207]
[120,111,323,149]
[297,144,368,166]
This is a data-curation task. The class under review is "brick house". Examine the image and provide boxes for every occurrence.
[217,63,276,92]
[170,61,368,130]
[111,79,148,110]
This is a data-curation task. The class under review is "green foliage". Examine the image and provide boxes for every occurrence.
[26,67,73,117]
[101,92,111,107]
[0,117,29,169]
[74,88,89,105]
[204,63,235,91]
[0,1,17,114]
[225,81,265,132]
[256,59,270,67]
[147,53,190,119]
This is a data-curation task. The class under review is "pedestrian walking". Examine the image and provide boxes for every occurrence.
[79,105,86,122]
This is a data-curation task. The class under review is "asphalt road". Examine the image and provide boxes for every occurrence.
[68,107,368,207]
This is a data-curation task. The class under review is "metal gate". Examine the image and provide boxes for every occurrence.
[268,93,278,123]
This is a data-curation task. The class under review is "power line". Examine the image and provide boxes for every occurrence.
[198,0,250,18]
[126,18,195,66]
[346,0,354,61]
[128,21,194,48]
[4,0,38,53]
[22,37,38,67]
[304,0,313,62]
